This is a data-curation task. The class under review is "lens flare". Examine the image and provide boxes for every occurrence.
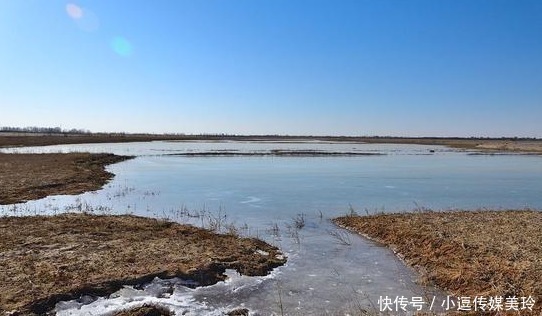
[111,37,133,57]
[66,3,83,19]
[66,3,99,32]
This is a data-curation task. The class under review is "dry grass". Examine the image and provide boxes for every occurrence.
[334,210,542,313]
[448,139,542,153]
[0,214,286,315]
[0,134,187,148]
[0,153,131,204]
[357,138,542,153]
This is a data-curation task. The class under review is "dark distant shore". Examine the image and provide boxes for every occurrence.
[1,132,541,153]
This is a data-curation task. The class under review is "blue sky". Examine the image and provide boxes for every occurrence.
[1,0,541,136]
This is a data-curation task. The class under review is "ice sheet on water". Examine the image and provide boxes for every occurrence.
[54,270,281,316]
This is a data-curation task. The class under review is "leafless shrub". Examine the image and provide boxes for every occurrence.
[267,222,281,237]
[293,213,305,229]
[347,203,358,217]
[327,229,352,246]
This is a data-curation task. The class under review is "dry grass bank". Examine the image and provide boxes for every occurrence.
[0,153,131,205]
[0,214,286,315]
[334,210,542,313]
[425,139,541,153]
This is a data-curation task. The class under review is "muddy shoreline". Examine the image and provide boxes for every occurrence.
[334,210,541,313]
[0,153,132,205]
[0,214,286,315]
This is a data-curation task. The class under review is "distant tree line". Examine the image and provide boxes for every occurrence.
[0,126,91,134]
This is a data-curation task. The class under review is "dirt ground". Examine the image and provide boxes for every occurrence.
[0,214,286,315]
[334,210,542,313]
[0,153,131,205]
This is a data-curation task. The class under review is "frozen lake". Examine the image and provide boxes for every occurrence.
[2,141,541,315]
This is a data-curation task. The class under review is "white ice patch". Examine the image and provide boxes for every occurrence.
[54,271,281,316]
[239,196,262,206]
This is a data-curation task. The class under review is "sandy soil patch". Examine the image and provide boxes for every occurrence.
[0,214,285,315]
[334,210,541,313]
